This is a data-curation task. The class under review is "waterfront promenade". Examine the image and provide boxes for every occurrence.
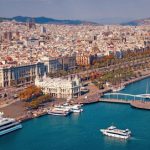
[1,71,150,123]
[123,72,150,87]
[74,72,150,105]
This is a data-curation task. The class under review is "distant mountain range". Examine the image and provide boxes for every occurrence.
[0,16,97,25]
[0,16,150,26]
[121,18,150,26]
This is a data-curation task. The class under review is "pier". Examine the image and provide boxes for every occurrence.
[100,98,130,104]
[100,98,150,110]
[131,101,150,110]
[100,91,150,110]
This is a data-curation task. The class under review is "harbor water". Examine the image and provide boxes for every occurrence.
[104,77,150,100]
[0,78,150,150]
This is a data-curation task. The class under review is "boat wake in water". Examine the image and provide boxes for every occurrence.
[130,137,145,141]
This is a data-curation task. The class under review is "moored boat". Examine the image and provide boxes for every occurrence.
[112,85,125,92]
[47,108,71,116]
[70,105,83,113]
[0,112,22,136]
[62,104,83,113]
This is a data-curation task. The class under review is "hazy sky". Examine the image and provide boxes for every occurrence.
[0,0,150,22]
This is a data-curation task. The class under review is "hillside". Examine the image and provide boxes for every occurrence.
[122,18,150,26]
[0,16,97,25]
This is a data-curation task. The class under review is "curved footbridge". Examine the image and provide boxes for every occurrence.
[100,98,130,104]
[99,92,150,110]
[104,92,146,99]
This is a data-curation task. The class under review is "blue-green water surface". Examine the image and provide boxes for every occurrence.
[0,78,150,150]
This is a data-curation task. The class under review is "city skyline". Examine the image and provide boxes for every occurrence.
[0,0,150,23]
[0,0,150,148]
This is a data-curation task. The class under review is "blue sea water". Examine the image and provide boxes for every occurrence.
[0,78,150,150]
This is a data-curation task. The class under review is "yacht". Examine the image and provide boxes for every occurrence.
[50,103,83,114]
[0,112,22,136]
[100,126,131,139]
[47,108,71,116]
[62,103,83,108]
[69,105,83,113]
[62,104,83,113]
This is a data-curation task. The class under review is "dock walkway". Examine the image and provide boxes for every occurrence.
[99,98,150,110]
[100,98,130,104]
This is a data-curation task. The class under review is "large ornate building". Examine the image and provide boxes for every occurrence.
[35,75,81,99]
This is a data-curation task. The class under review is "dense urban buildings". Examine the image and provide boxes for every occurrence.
[0,20,150,87]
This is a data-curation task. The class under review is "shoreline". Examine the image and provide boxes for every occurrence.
[12,74,150,123]
[1,72,150,123]
[19,100,150,124]
[123,74,150,87]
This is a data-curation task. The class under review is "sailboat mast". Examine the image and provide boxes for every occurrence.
[146,82,149,94]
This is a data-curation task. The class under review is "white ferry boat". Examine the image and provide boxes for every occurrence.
[0,112,22,136]
[47,108,71,116]
[100,126,131,139]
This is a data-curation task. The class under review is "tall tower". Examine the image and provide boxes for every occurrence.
[26,18,36,30]
[40,26,46,34]
[31,18,36,29]
[29,48,32,63]
[35,65,39,78]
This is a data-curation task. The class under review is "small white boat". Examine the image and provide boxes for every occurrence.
[54,105,71,112]
[100,126,131,139]
[112,85,125,92]
[63,105,83,113]
[70,106,83,113]
[62,103,83,108]
[51,103,83,115]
